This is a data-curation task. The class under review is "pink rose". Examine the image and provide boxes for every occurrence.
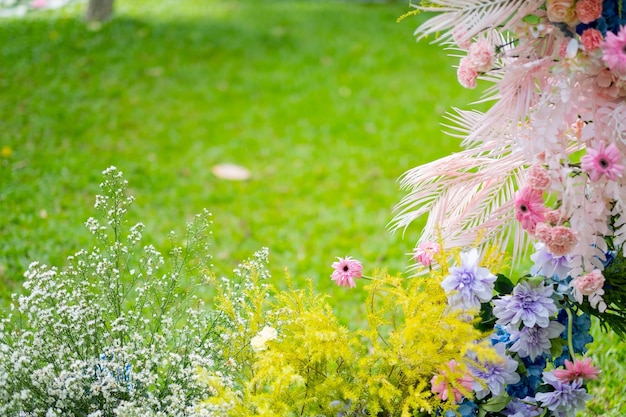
[575,0,603,24]
[546,0,577,24]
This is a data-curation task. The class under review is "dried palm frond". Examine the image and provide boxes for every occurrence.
[412,0,543,45]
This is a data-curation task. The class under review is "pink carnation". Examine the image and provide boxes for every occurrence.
[581,142,624,182]
[575,0,603,24]
[431,360,473,403]
[514,186,547,234]
[468,39,495,72]
[546,226,578,256]
[581,28,603,51]
[536,224,577,256]
[544,209,565,225]
[573,269,605,296]
[527,164,551,191]
[330,256,363,288]
[453,27,472,50]
[413,241,441,267]
[571,270,607,312]
[602,25,626,75]
[457,57,478,89]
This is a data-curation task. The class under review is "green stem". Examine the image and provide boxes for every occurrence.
[565,307,576,361]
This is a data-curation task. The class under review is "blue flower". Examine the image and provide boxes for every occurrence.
[575,0,626,36]
[490,324,512,347]
[445,399,478,417]
[441,248,496,310]
[554,310,593,367]
[470,343,520,399]
[493,280,557,328]
[508,321,565,360]
[535,372,592,417]
[506,356,546,399]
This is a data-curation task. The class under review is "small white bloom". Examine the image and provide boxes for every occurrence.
[250,326,278,352]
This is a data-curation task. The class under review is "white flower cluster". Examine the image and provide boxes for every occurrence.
[0,167,272,416]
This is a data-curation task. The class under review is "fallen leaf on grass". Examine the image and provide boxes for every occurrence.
[211,163,251,181]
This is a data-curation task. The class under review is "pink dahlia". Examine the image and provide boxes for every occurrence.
[331,256,363,288]
[413,241,441,267]
[602,25,626,75]
[553,358,600,382]
[431,360,474,403]
[514,186,547,234]
[581,142,624,181]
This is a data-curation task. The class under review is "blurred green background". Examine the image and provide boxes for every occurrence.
[0,0,624,414]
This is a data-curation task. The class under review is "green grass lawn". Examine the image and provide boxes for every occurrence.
[1,0,625,414]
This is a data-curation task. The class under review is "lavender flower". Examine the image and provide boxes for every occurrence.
[492,280,557,328]
[508,321,565,361]
[535,372,592,417]
[503,397,543,417]
[470,343,520,399]
[441,248,496,310]
[530,243,573,295]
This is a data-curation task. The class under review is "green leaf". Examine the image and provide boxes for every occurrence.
[522,14,542,25]
[550,336,567,358]
[476,301,496,332]
[480,394,512,412]
[494,274,515,295]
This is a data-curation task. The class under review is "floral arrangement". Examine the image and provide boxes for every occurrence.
[3,1,626,416]
[389,0,626,415]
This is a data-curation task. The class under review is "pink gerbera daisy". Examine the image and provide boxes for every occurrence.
[581,142,624,181]
[514,186,547,234]
[602,25,626,75]
[331,256,363,288]
[553,358,600,383]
